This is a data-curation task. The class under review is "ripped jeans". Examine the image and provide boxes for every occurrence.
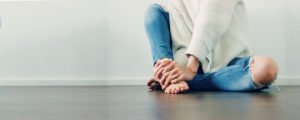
[187,56,271,91]
[144,4,271,91]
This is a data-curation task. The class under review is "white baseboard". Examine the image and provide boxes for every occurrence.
[0,76,298,86]
[0,0,61,1]
[0,77,148,86]
[273,76,300,86]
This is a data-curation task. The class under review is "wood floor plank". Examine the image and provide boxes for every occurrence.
[0,86,299,120]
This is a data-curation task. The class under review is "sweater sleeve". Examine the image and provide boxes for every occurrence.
[185,0,238,62]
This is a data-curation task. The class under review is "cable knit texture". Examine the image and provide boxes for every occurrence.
[163,0,251,73]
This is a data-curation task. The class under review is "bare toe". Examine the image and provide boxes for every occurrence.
[167,87,172,94]
[181,86,186,91]
[172,88,176,94]
[184,86,189,91]
[180,87,184,92]
[175,86,180,93]
[165,87,169,93]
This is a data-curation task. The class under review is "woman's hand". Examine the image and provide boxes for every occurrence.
[152,58,174,80]
[161,63,197,89]
[160,55,200,90]
[152,55,200,90]
[148,58,173,91]
[153,58,178,86]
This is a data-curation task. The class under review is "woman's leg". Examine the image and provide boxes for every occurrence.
[144,4,173,65]
[187,56,278,91]
[249,56,278,86]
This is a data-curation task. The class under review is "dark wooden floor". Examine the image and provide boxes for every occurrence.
[0,86,299,120]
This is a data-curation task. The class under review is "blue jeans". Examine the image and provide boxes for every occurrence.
[144,4,173,65]
[144,4,270,91]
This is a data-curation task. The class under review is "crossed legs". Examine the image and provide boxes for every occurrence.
[144,4,278,93]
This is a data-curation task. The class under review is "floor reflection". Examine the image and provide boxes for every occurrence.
[148,90,278,120]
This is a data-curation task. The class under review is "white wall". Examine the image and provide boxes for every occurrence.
[0,0,299,86]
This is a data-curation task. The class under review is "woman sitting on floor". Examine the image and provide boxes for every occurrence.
[144,0,278,94]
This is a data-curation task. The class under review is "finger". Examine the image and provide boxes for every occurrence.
[153,60,163,75]
[156,67,165,79]
[154,61,173,78]
[160,72,170,85]
[153,65,162,77]
[154,58,172,69]
[162,61,176,74]
[159,60,172,67]
[171,68,179,75]
[171,76,184,84]
[160,71,176,88]
[153,61,167,76]
[152,64,160,76]
[154,60,161,69]
[161,69,178,87]
[163,73,180,89]
[167,73,180,83]
[160,60,172,67]
[161,58,172,63]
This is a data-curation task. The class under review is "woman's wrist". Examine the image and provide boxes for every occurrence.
[186,55,200,73]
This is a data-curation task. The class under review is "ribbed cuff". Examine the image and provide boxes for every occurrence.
[185,40,209,63]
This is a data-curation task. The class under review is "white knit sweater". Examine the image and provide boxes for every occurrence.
[163,0,251,73]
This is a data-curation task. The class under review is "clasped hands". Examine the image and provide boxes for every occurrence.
[147,57,198,90]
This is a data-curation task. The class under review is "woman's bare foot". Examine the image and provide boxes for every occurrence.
[165,81,189,94]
